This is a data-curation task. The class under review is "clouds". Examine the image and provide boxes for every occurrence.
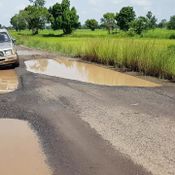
[0,0,29,25]
[0,0,174,26]
[131,0,151,7]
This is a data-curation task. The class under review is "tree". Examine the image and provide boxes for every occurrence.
[24,5,49,35]
[85,19,98,31]
[22,0,49,35]
[158,19,167,28]
[101,13,116,34]
[129,11,157,35]
[10,11,28,31]
[61,0,70,11]
[0,24,2,29]
[131,16,148,35]
[29,0,45,7]
[146,11,157,29]
[116,6,136,31]
[168,16,175,30]
[49,0,79,34]
[48,3,62,30]
[62,6,79,34]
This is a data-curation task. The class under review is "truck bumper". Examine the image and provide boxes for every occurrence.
[0,54,19,66]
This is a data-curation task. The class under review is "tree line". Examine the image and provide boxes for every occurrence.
[10,0,175,35]
[10,0,79,35]
[86,7,175,35]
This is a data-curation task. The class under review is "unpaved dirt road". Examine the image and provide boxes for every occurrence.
[0,46,175,175]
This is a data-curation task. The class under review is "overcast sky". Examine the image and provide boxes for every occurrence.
[0,0,174,26]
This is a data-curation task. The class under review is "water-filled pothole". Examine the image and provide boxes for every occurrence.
[0,70,18,94]
[25,58,160,87]
[0,119,52,175]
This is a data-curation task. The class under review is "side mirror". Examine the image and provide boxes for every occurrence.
[12,38,16,43]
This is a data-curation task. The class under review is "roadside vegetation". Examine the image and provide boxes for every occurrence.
[9,0,175,80]
[12,29,175,79]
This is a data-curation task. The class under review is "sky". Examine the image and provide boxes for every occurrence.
[0,0,175,26]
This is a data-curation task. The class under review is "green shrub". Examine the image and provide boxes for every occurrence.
[169,34,175,39]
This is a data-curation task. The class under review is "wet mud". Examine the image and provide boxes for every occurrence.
[0,70,18,93]
[0,119,52,175]
[25,58,160,87]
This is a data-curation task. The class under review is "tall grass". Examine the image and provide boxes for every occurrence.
[11,30,175,79]
[143,29,175,39]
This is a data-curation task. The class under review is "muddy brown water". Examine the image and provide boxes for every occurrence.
[25,58,160,87]
[0,70,18,93]
[0,119,52,175]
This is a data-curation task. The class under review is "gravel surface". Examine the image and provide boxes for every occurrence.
[37,80,175,175]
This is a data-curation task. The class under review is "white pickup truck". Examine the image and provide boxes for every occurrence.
[0,29,19,67]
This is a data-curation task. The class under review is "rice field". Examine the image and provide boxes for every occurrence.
[11,29,175,79]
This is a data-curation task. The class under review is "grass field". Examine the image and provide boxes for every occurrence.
[11,29,175,79]
[143,29,175,39]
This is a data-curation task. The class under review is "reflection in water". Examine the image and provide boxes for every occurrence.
[0,70,18,93]
[0,119,52,175]
[25,58,160,87]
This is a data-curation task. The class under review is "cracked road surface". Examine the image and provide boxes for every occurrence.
[0,46,175,175]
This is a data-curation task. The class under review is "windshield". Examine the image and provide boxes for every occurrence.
[0,32,10,43]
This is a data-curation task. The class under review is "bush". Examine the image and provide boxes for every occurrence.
[169,34,175,39]
[127,28,136,37]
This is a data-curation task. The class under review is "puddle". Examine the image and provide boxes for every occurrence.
[0,119,52,175]
[25,58,160,87]
[0,70,18,93]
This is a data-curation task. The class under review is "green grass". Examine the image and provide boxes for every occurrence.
[11,29,175,79]
[143,29,175,39]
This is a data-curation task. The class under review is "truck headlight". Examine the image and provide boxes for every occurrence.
[5,50,12,56]
[0,51,4,57]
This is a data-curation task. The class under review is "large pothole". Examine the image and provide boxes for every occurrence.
[0,119,52,175]
[0,70,18,94]
[25,58,160,87]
